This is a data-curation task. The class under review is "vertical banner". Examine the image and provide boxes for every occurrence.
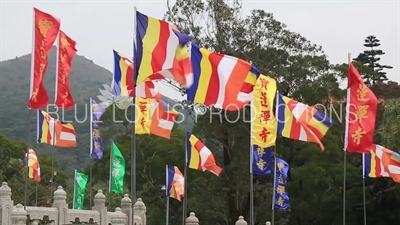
[90,99,106,159]
[28,8,61,109]
[110,142,126,193]
[344,63,377,153]
[252,145,272,175]
[252,74,277,147]
[274,158,290,210]
[73,172,88,210]
[55,30,77,108]
[135,97,152,134]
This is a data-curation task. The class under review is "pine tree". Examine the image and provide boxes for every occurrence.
[353,35,393,85]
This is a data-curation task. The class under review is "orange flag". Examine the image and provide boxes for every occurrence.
[55,30,77,108]
[344,63,378,153]
[28,8,61,109]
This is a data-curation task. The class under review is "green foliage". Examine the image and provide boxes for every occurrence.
[0,133,69,206]
[353,35,393,85]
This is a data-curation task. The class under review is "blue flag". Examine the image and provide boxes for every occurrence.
[252,145,272,175]
[90,99,106,159]
[274,157,290,210]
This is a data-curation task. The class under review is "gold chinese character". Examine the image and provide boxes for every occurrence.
[277,162,284,172]
[39,63,46,80]
[38,19,53,38]
[260,78,269,89]
[260,92,268,107]
[351,126,366,145]
[60,53,67,63]
[40,40,46,59]
[259,127,270,142]
[92,104,100,113]
[357,84,369,102]
[93,129,100,139]
[278,174,284,184]
[61,74,67,84]
[276,185,286,195]
[139,101,148,113]
[60,37,70,49]
[259,110,271,122]
[93,141,100,149]
[277,196,284,207]
[256,147,265,156]
[62,92,68,104]
[256,159,266,170]
[355,105,369,122]
[31,88,39,102]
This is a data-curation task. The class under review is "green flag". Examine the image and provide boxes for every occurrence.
[73,171,88,210]
[110,142,125,193]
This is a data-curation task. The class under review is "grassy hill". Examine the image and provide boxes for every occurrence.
[0,48,193,176]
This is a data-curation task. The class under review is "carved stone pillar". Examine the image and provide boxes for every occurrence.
[109,207,127,225]
[11,204,27,225]
[186,212,199,225]
[235,216,247,225]
[120,194,132,225]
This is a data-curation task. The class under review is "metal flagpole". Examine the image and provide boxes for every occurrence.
[182,108,190,225]
[362,154,367,225]
[343,53,351,225]
[89,162,93,209]
[131,7,138,225]
[24,110,31,211]
[249,99,254,225]
[50,157,55,204]
[35,182,38,206]
[73,169,77,209]
[108,141,113,211]
[166,165,170,225]
[271,149,277,225]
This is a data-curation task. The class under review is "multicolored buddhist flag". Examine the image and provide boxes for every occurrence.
[344,63,378,153]
[24,149,41,182]
[111,50,134,97]
[150,100,178,139]
[28,8,61,109]
[134,11,193,87]
[187,43,259,111]
[186,132,222,176]
[37,109,76,148]
[276,93,332,150]
[274,158,289,210]
[166,165,184,201]
[55,30,76,108]
[363,144,400,183]
[252,75,277,147]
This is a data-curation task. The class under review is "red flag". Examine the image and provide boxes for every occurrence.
[344,63,378,153]
[28,8,61,109]
[55,30,77,108]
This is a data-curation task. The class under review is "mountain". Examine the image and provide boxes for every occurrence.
[0,48,193,175]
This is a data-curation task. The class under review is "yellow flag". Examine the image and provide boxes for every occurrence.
[135,97,152,134]
[252,74,277,147]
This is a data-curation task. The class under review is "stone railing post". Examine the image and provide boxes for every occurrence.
[109,207,127,225]
[235,216,247,225]
[53,186,68,225]
[134,198,146,225]
[266,222,271,225]
[120,194,132,225]
[11,204,27,225]
[92,190,107,225]
[0,182,14,225]
[186,212,199,225]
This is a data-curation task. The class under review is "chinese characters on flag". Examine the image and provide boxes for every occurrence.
[135,97,152,134]
[55,30,77,108]
[252,145,272,175]
[274,158,290,210]
[252,74,277,147]
[28,8,61,109]
[344,63,378,153]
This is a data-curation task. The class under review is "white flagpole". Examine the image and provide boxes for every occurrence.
[343,53,351,225]
[362,154,367,225]
[54,32,60,104]
[73,169,77,209]
[249,98,254,225]
[89,98,93,158]
[271,91,279,225]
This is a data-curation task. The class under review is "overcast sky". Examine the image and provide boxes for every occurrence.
[1,0,399,101]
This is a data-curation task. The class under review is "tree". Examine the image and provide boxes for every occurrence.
[0,133,69,206]
[353,35,393,85]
